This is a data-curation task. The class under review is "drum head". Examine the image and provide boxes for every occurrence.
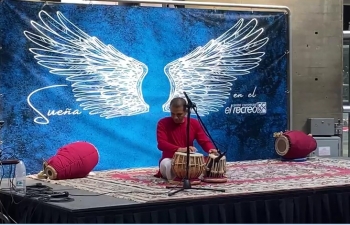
[275,136,290,156]
[208,153,217,159]
[208,153,226,160]
[45,165,58,180]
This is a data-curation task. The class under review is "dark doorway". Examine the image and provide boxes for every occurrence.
[344,5,350,30]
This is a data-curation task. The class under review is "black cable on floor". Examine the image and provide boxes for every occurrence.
[24,183,74,203]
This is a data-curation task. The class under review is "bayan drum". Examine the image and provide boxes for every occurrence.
[274,130,317,160]
[172,152,205,184]
[202,153,227,183]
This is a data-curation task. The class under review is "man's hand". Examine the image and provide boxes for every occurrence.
[189,146,197,152]
[177,147,197,153]
[208,149,218,155]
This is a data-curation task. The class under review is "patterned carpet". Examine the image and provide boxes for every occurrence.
[29,157,350,203]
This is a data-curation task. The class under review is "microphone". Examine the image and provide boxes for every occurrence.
[183,92,196,108]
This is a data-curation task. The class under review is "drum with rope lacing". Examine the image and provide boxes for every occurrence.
[274,130,317,160]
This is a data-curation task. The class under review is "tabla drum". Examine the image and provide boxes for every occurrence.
[172,152,205,182]
[202,153,227,183]
[274,130,317,160]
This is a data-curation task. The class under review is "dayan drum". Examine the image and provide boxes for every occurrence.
[202,153,227,183]
[274,130,317,160]
[172,152,205,181]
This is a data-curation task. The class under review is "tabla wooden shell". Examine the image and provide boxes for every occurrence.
[172,152,205,180]
[202,153,227,183]
[275,135,290,156]
[204,153,227,178]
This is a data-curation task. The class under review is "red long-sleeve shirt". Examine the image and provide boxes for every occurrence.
[154,117,215,178]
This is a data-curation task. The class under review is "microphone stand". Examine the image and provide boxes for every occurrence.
[167,93,225,196]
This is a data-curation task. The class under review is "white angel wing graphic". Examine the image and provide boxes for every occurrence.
[24,10,149,119]
[162,18,269,115]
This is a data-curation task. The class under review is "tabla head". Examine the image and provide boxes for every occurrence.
[275,135,290,156]
[208,153,218,158]
[208,153,226,160]
[175,152,203,157]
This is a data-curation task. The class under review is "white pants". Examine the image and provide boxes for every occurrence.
[160,158,175,180]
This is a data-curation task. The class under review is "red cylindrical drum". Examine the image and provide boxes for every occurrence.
[274,131,317,159]
[44,141,99,180]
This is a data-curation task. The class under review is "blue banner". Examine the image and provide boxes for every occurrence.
[0,0,289,174]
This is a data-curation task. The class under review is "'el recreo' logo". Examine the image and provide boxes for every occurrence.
[225,102,267,115]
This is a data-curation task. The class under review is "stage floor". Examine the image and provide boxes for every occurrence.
[1,178,138,212]
[28,157,350,203]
